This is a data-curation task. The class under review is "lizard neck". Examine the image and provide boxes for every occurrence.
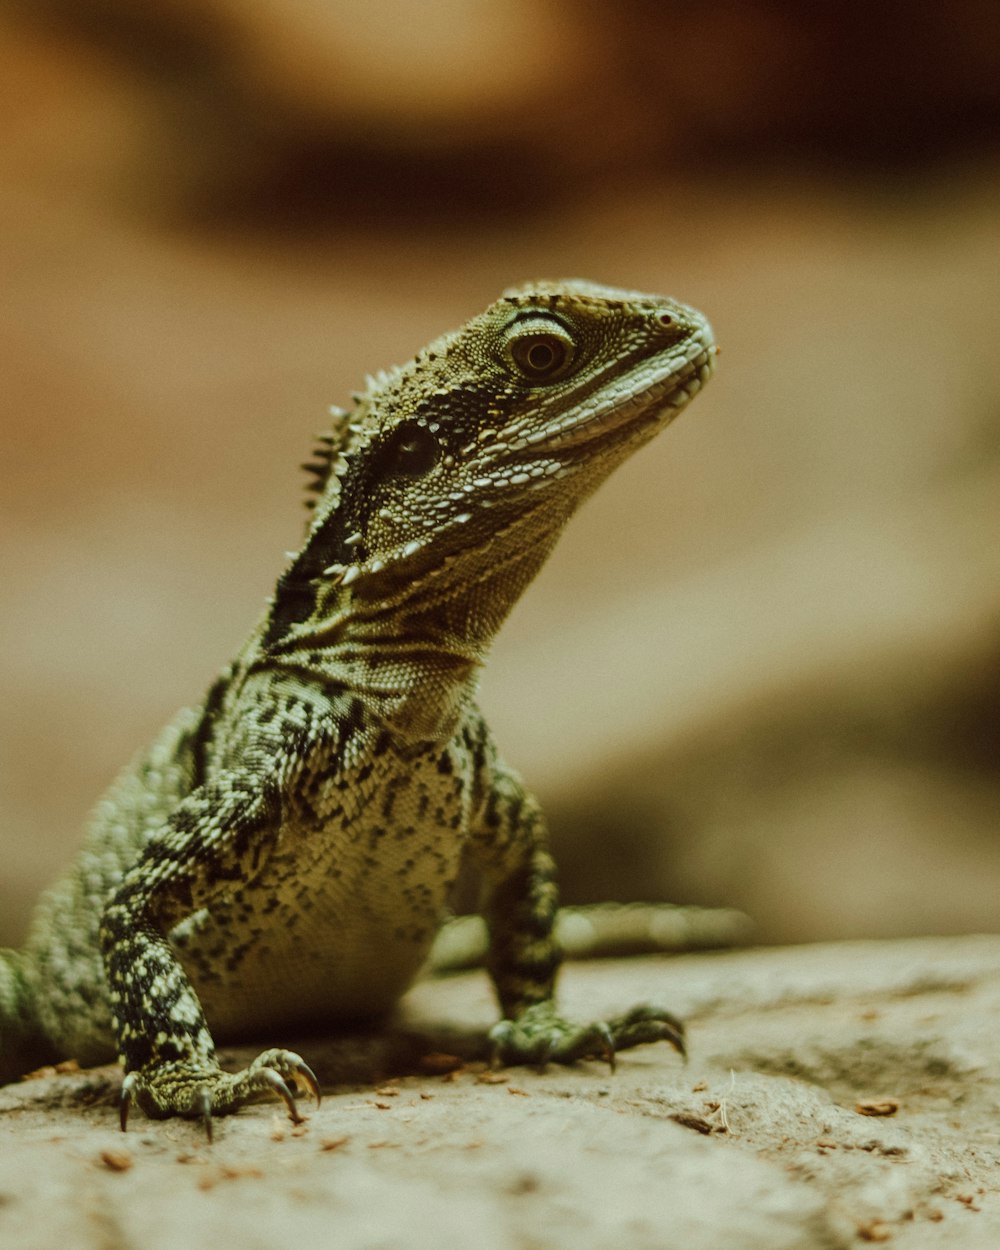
[243,280,716,745]
[248,517,562,745]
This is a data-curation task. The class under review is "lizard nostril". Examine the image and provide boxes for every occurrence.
[656,312,674,327]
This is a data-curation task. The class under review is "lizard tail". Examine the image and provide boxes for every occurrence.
[0,947,42,1084]
[428,903,752,973]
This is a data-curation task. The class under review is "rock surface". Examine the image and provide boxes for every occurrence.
[2,936,998,1249]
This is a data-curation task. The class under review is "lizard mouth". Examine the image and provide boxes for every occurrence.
[496,329,716,468]
[526,336,716,457]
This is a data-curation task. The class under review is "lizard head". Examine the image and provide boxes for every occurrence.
[265,280,715,656]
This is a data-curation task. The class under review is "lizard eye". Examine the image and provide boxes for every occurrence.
[505,316,576,383]
[379,420,439,477]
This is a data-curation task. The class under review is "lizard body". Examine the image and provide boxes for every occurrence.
[0,280,715,1130]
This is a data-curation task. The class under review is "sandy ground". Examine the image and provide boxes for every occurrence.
[2,935,999,1249]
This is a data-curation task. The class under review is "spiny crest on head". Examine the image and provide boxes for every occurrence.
[301,405,357,514]
[302,364,408,515]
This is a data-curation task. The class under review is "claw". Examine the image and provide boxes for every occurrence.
[595,1022,616,1072]
[194,1086,213,1143]
[533,1036,554,1072]
[661,1020,687,1061]
[119,1072,137,1133]
[291,1058,322,1109]
[260,1069,303,1124]
[488,1020,515,1068]
[607,1004,687,1060]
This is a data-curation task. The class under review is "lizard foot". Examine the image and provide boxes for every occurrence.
[119,1048,321,1140]
[489,1001,685,1071]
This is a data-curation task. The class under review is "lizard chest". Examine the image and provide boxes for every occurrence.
[171,736,478,1039]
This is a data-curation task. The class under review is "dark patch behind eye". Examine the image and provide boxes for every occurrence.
[374,420,439,478]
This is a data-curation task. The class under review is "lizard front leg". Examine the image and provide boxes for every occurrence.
[99,769,319,1137]
[471,754,685,1068]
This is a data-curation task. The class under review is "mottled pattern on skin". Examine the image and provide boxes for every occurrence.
[0,280,714,1129]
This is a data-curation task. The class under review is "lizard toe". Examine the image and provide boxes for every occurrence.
[605,1004,687,1059]
[118,1048,320,1136]
[245,1048,322,1109]
[491,1001,685,1070]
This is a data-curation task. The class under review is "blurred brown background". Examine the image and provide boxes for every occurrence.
[2,1,999,948]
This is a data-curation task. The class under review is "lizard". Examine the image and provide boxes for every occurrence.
[0,279,715,1136]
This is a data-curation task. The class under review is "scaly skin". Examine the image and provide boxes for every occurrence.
[0,280,714,1133]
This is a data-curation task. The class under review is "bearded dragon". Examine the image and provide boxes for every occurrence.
[0,280,715,1135]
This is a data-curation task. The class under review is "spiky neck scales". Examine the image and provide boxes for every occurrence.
[255,280,715,740]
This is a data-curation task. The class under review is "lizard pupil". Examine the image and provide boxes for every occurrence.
[510,333,569,380]
[526,340,557,371]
